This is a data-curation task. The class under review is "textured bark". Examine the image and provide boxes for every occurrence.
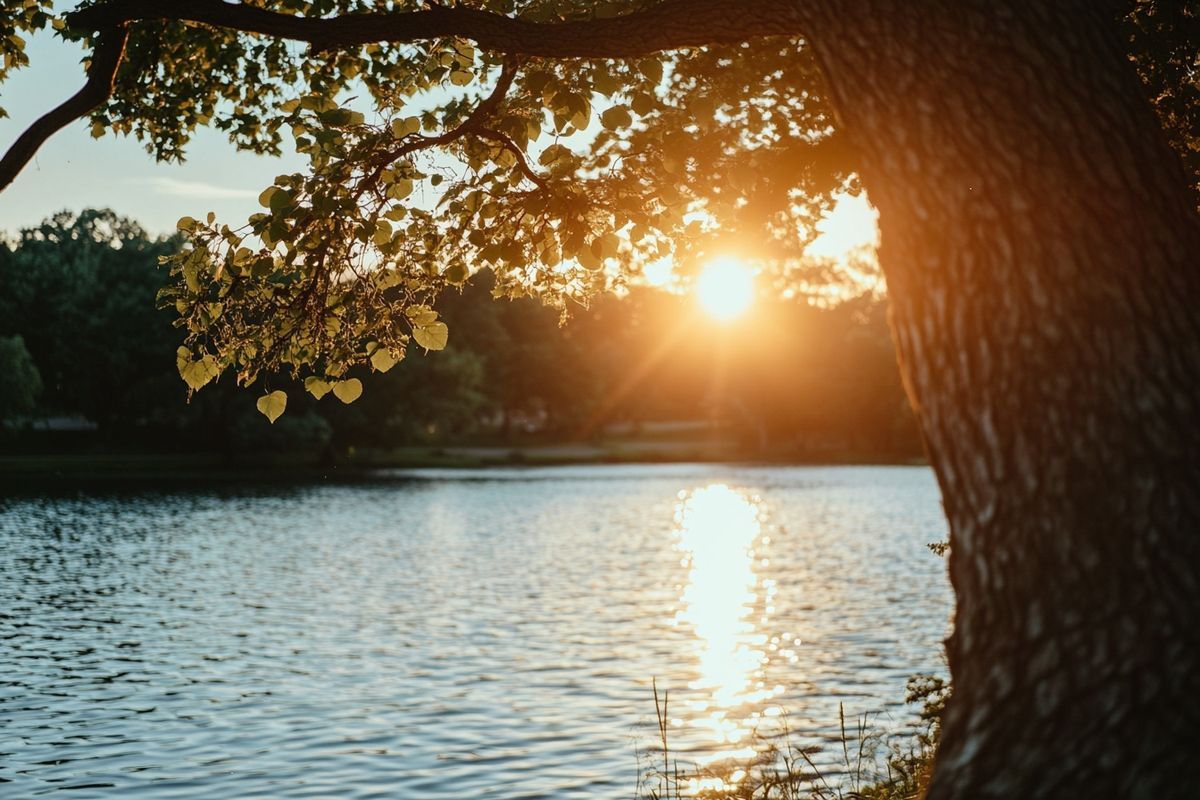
[67,0,802,58]
[804,2,1200,797]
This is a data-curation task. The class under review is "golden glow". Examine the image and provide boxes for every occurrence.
[695,257,754,322]
[673,484,776,770]
[806,193,879,259]
[642,256,676,288]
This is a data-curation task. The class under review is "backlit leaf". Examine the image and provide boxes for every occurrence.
[601,105,633,130]
[412,321,449,351]
[370,347,398,372]
[176,346,220,390]
[332,378,363,404]
[256,390,287,423]
[304,376,332,399]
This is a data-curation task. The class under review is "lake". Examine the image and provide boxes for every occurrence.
[0,464,952,798]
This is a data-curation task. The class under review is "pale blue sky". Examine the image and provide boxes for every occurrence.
[0,29,305,237]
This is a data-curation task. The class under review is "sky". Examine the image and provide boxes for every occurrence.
[0,27,877,254]
[0,30,306,237]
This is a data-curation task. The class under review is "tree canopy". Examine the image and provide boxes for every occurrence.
[0,0,888,419]
[0,1,1191,419]
[0,209,180,424]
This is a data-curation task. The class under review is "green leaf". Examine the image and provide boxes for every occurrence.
[176,346,220,390]
[593,232,621,259]
[591,67,622,97]
[387,179,414,201]
[601,105,633,130]
[390,116,421,137]
[370,347,398,372]
[405,305,438,325]
[269,188,292,214]
[372,219,393,246]
[318,108,356,127]
[412,321,449,351]
[256,390,287,423]
[577,246,602,271]
[332,378,363,404]
[304,376,332,399]
[539,144,572,166]
[638,58,664,84]
[631,92,657,116]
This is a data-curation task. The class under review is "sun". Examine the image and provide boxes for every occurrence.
[696,257,755,322]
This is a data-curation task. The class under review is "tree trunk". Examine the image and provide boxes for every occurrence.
[804,3,1200,797]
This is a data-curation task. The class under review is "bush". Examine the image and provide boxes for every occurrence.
[0,335,42,425]
[230,409,333,456]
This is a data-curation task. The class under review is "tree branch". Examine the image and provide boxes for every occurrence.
[356,57,525,198]
[476,128,548,189]
[0,24,129,193]
[1,0,805,195]
[68,0,802,58]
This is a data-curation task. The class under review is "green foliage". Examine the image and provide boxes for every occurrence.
[177,345,220,391]
[0,209,182,425]
[0,2,1194,418]
[231,408,332,453]
[44,1,853,413]
[0,0,53,119]
[0,334,42,423]
[0,208,920,458]
[325,347,489,445]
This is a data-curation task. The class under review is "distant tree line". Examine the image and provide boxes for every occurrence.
[0,209,920,460]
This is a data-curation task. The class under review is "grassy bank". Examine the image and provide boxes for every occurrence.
[638,675,948,800]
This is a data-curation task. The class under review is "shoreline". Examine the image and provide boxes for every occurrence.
[0,447,928,488]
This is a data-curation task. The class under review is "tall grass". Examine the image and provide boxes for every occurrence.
[636,675,948,800]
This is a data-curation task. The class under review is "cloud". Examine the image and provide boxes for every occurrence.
[136,177,258,200]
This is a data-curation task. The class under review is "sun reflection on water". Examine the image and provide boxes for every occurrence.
[672,484,781,772]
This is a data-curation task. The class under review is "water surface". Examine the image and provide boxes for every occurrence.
[0,464,951,798]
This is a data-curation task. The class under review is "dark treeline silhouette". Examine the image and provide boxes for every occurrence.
[0,209,920,463]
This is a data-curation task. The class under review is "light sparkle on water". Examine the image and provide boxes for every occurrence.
[672,484,782,776]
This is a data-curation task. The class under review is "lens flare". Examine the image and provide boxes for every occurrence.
[696,257,754,322]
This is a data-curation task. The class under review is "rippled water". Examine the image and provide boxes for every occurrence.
[1,465,951,798]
